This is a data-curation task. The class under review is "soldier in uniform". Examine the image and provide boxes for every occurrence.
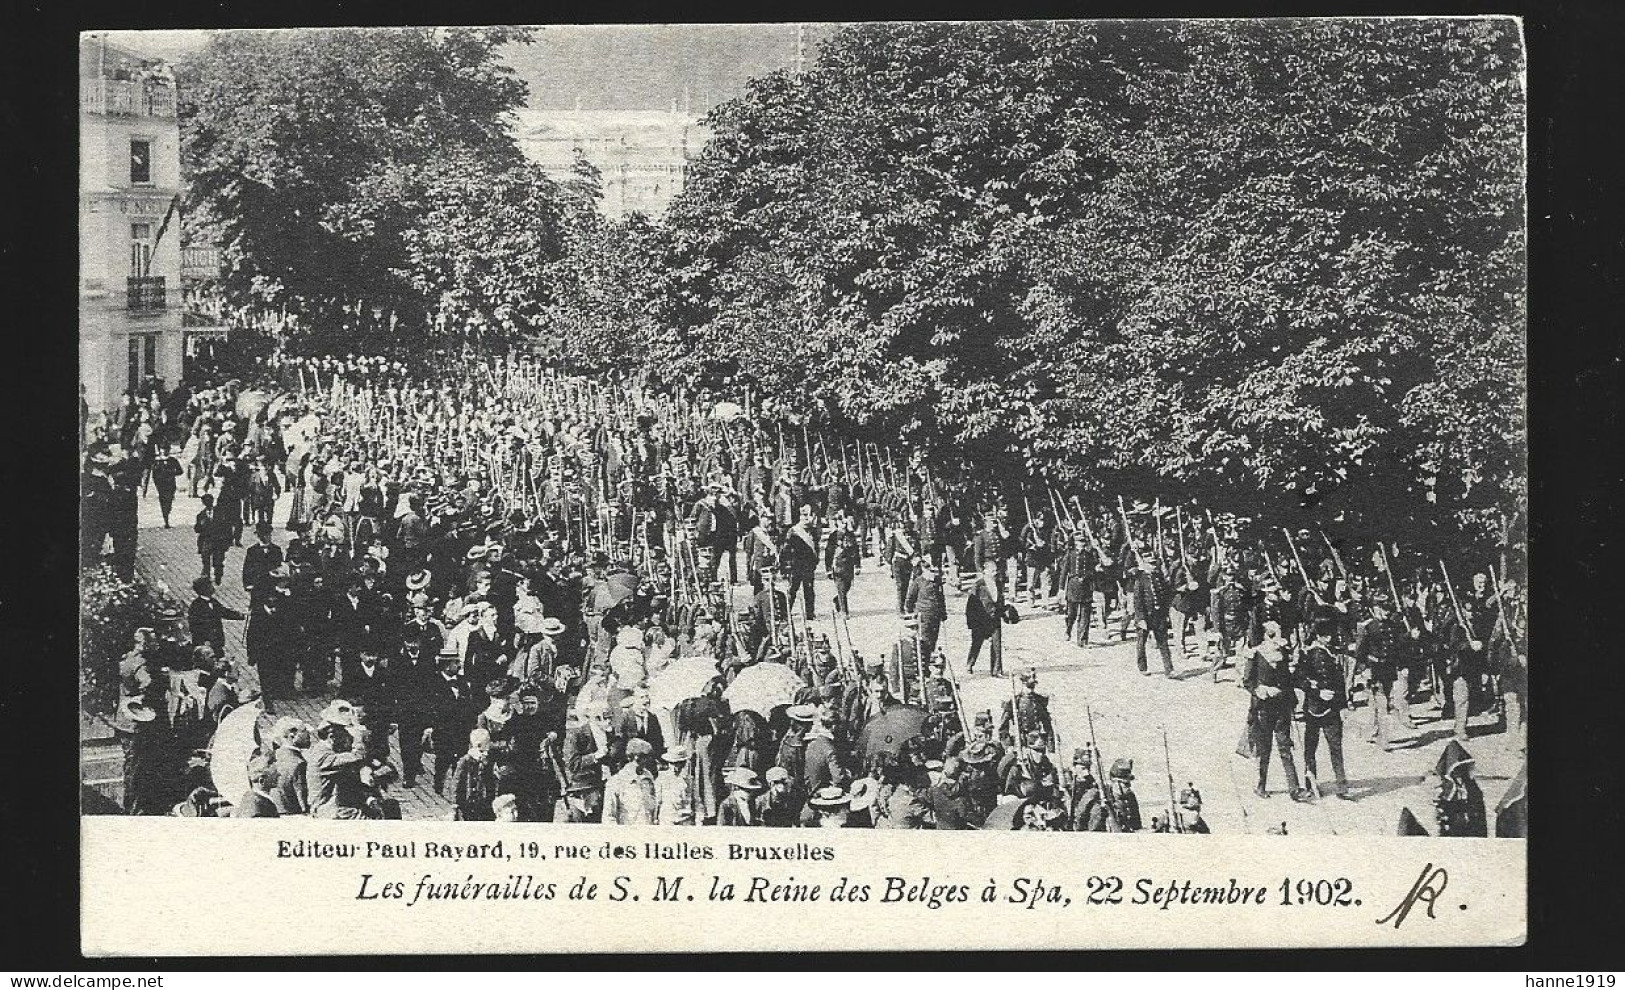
[1174,784,1210,834]
[945,709,1002,763]
[1017,511,1055,605]
[823,511,862,616]
[999,730,1059,802]
[886,519,920,615]
[1063,748,1109,832]
[1352,588,1407,750]
[999,667,1054,751]
[1133,555,1176,677]
[1297,619,1353,801]
[956,739,1001,820]
[1209,564,1250,682]
[904,556,947,660]
[1102,758,1143,832]
[1062,531,1097,646]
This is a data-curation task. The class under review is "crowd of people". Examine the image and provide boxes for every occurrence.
[88,351,1528,838]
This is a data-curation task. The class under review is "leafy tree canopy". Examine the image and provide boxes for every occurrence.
[649,19,1525,549]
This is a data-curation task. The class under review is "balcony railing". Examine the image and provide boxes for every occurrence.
[127,276,167,313]
[81,77,177,118]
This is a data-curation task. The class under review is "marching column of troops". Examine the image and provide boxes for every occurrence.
[96,351,1527,837]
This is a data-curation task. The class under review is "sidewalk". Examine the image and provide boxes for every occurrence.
[131,486,455,820]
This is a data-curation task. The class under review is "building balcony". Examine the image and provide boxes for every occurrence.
[82,77,177,118]
[127,276,167,313]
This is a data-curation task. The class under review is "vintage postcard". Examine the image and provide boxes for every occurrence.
[78,19,1527,955]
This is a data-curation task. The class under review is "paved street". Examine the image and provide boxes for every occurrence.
[130,486,1524,831]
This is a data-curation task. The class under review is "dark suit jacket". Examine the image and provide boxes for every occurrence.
[424,672,477,750]
[188,596,244,656]
[241,543,284,602]
[610,710,665,765]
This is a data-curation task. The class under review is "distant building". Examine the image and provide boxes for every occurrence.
[79,35,185,412]
[516,109,712,219]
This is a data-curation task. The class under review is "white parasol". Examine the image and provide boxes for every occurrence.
[648,656,722,712]
[711,401,744,422]
[208,699,265,804]
[723,661,804,717]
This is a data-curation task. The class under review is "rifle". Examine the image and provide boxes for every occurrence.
[1071,496,1107,559]
[1282,528,1324,605]
[1319,529,1349,582]
[1488,563,1521,654]
[1162,726,1185,834]
[1116,495,1146,567]
[1438,559,1472,635]
[1377,542,1412,634]
[1084,703,1119,832]
[1007,675,1025,752]
[1175,506,1194,590]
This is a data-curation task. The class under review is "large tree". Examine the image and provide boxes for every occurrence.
[654,19,1525,547]
[179,27,568,339]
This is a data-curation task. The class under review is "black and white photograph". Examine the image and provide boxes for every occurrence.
[73,20,1533,953]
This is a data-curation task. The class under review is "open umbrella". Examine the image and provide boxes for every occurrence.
[648,656,722,712]
[235,389,273,420]
[265,392,297,420]
[711,400,743,422]
[856,704,929,761]
[208,699,265,805]
[723,661,803,717]
[983,796,1031,831]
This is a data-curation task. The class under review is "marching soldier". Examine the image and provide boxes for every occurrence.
[824,511,862,616]
[886,518,919,615]
[999,667,1054,751]
[1062,531,1097,646]
[1102,758,1143,833]
[1297,619,1353,801]
[1063,748,1109,832]
[1352,588,1408,750]
[1017,510,1054,605]
[904,556,947,660]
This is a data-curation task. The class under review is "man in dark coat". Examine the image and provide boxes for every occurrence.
[247,577,296,705]
[345,646,396,764]
[782,505,822,619]
[187,577,244,659]
[194,494,229,584]
[610,690,666,767]
[240,522,284,606]
[1133,557,1175,677]
[391,635,437,786]
[1243,621,1309,801]
[965,560,1005,676]
[425,652,478,796]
